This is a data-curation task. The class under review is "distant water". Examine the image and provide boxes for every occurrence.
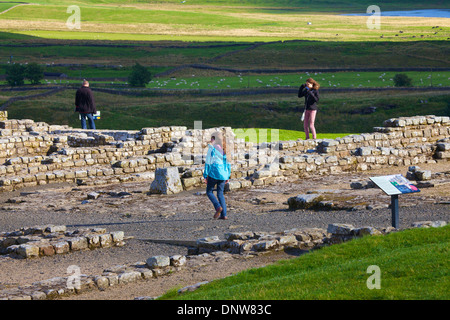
[344,9,450,18]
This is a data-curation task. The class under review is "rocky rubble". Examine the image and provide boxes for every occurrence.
[2,219,447,300]
[0,225,125,259]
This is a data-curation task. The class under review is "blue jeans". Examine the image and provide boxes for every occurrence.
[206,177,227,218]
[80,113,96,129]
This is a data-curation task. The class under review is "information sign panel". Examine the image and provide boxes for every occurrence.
[370,174,420,196]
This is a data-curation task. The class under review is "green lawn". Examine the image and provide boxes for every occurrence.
[0,1,448,42]
[148,71,450,89]
[159,225,450,300]
[233,128,352,142]
[4,88,449,133]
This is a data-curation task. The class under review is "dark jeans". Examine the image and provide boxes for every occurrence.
[206,177,227,218]
[80,113,96,129]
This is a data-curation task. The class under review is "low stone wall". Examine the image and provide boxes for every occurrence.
[0,114,448,193]
[194,228,328,254]
[0,225,125,259]
[1,220,446,300]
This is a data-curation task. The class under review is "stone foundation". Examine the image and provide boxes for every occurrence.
[0,114,448,194]
[0,225,125,259]
[1,220,446,300]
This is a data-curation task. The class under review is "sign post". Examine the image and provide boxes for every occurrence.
[391,194,399,229]
[370,174,420,228]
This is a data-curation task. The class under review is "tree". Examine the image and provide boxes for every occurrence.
[25,63,44,85]
[128,63,151,87]
[393,74,413,87]
[6,63,25,86]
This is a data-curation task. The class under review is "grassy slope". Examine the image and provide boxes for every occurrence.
[1,0,449,134]
[4,89,449,133]
[160,225,450,300]
[1,1,448,42]
[25,1,450,11]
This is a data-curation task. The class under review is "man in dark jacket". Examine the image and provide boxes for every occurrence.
[75,80,96,129]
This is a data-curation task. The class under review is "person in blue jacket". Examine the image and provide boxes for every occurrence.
[203,131,231,220]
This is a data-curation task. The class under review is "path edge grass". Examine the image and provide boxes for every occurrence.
[159,225,450,300]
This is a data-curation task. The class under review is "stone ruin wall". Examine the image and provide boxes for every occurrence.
[0,111,449,193]
[0,109,449,300]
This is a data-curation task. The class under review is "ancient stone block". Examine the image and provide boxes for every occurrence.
[39,243,56,256]
[170,255,187,267]
[53,241,69,254]
[146,256,170,269]
[327,223,355,235]
[86,234,100,249]
[288,194,323,210]
[16,244,40,259]
[94,276,109,291]
[149,167,183,195]
[99,234,112,247]
[252,239,279,251]
[68,237,88,251]
[110,231,124,243]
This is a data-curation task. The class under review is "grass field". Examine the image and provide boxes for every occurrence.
[0,1,449,42]
[159,225,450,300]
[1,0,449,134]
[147,71,450,89]
[4,87,449,134]
[233,128,351,142]
[0,0,448,301]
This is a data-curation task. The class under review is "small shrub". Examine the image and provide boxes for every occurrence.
[6,63,25,86]
[25,63,44,85]
[393,73,413,87]
[128,63,152,87]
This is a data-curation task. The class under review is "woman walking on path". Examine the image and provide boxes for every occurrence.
[203,130,231,220]
[298,78,320,139]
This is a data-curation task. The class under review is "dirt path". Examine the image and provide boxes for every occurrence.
[0,162,448,300]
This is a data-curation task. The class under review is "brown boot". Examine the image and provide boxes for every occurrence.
[214,207,223,219]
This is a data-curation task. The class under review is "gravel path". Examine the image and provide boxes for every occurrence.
[0,163,449,299]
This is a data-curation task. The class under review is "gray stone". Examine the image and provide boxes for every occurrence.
[356,147,374,156]
[178,281,209,294]
[327,223,355,235]
[146,255,170,269]
[276,235,297,246]
[53,241,69,254]
[288,194,323,210]
[436,143,450,151]
[412,221,447,228]
[68,237,88,251]
[353,227,382,236]
[225,231,255,241]
[320,139,339,147]
[94,276,109,291]
[86,234,100,249]
[225,180,241,191]
[414,170,431,181]
[253,240,279,251]
[149,167,183,194]
[15,244,40,259]
[99,234,112,247]
[31,291,47,300]
[118,271,141,284]
[45,225,66,233]
[110,231,124,243]
[253,169,272,179]
[87,192,100,200]
[170,255,186,267]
